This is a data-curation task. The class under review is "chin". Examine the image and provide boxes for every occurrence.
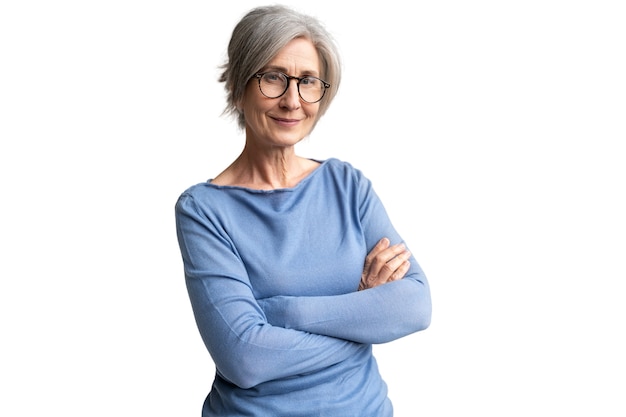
[273,131,309,145]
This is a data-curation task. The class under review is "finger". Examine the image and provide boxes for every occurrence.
[367,243,407,277]
[388,260,411,282]
[377,245,411,282]
[380,242,408,262]
[363,238,391,270]
[377,250,411,281]
[367,238,390,260]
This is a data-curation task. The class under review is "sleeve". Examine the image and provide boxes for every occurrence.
[175,192,365,389]
[257,173,432,344]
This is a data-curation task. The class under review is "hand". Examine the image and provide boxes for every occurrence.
[359,238,411,291]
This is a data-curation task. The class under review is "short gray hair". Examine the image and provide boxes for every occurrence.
[219,5,342,130]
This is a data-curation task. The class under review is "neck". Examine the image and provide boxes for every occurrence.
[228,145,307,189]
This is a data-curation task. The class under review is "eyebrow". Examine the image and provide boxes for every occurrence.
[261,65,320,77]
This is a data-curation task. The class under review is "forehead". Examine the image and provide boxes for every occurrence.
[266,38,320,74]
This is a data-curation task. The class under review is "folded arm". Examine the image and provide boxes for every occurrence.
[258,257,431,344]
[176,193,364,389]
[258,175,432,344]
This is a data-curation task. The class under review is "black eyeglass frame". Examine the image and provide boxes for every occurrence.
[253,71,331,104]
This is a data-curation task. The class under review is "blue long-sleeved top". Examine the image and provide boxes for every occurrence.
[175,158,431,416]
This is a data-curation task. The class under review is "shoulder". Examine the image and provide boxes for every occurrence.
[321,158,370,184]
[175,181,220,215]
[177,181,213,201]
[321,157,361,175]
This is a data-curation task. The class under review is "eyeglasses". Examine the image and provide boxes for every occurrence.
[254,71,330,104]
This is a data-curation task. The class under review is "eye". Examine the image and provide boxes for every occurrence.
[263,72,285,83]
[300,77,318,87]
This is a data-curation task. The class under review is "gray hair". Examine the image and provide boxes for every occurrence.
[219,5,342,130]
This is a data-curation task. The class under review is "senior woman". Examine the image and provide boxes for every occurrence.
[175,5,432,416]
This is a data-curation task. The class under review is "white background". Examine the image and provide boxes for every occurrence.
[1,1,625,416]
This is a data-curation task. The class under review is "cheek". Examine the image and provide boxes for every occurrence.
[304,103,320,120]
[243,100,271,120]
[239,81,260,111]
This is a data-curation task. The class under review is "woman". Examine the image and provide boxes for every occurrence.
[175,5,432,416]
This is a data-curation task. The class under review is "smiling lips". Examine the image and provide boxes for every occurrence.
[272,116,300,126]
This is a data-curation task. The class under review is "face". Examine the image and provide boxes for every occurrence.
[240,37,321,149]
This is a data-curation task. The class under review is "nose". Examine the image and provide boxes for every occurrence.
[279,78,301,110]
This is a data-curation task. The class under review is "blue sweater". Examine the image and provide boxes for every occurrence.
[175,158,431,416]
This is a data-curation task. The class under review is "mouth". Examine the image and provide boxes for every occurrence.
[271,116,300,126]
